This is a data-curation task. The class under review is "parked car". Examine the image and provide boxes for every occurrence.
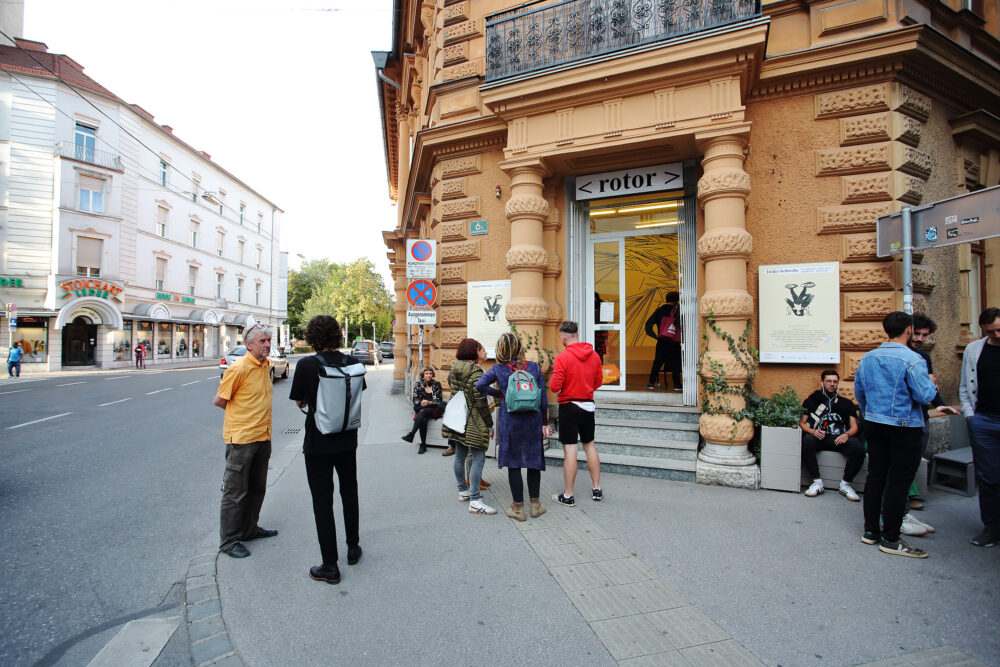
[379,341,395,359]
[220,345,289,380]
[352,340,383,365]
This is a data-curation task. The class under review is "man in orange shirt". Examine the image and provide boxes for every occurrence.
[213,324,278,558]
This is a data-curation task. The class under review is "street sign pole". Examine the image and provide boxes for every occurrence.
[418,326,423,373]
[902,205,913,315]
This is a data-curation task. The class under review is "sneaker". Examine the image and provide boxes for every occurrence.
[861,531,880,545]
[804,480,824,497]
[592,488,603,502]
[401,432,414,443]
[900,514,929,537]
[838,482,859,502]
[970,531,998,547]
[552,493,576,507]
[645,383,655,389]
[878,538,928,558]
[468,499,497,515]
[905,513,935,534]
[458,490,470,502]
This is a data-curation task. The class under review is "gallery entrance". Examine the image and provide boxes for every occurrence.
[584,191,694,401]
[62,316,97,366]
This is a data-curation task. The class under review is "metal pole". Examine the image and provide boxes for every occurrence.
[344,316,349,349]
[418,325,424,372]
[901,205,913,315]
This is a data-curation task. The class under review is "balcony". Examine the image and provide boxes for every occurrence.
[56,141,124,171]
[485,0,761,82]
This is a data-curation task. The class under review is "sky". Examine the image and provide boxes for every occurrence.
[22,0,398,286]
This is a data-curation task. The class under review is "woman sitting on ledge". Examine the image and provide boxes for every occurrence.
[402,367,444,454]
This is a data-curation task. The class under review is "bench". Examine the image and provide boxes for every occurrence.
[928,415,976,497]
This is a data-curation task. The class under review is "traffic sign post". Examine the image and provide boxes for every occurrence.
[406,239,437,279]
[404,239,438,385]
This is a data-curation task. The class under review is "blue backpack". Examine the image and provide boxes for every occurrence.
[504,362,541,413]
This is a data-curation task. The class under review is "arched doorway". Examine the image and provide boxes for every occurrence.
[62,315,97,366]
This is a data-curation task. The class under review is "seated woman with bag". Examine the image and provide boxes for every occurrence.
[402,367,444,454]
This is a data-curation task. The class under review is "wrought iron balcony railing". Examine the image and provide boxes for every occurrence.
[56,141,124,171]
[485,0,761,82]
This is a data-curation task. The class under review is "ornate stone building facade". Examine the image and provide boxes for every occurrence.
[376,0,1000,488]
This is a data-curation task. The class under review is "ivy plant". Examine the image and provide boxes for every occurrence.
[697,310,759,443]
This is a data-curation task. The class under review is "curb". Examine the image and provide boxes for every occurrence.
[184,552,245,667]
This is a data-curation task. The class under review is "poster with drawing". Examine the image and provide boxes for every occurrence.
[759,262,839,363]
[467,280,511,359]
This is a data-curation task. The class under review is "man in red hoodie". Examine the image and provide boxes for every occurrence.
[549,321,605,505]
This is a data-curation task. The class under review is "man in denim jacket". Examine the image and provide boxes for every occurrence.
[959,307,1000,548]
[854,311,939,558]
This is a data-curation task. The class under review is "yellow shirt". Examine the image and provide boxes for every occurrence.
[218,352,273,444]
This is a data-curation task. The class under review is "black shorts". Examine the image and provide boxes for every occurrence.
[558,402,596,445]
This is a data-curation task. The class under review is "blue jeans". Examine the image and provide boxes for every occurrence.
[8,360,21,377]
[967,413,1000,533]
[453,440,486,501]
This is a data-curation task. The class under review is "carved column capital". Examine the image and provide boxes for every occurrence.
[697,228,752,260]
[505,245,549,272]
[697,168,750,205]
[504,194,549,220]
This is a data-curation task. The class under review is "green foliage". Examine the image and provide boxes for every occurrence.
[509,323,556,370]
[747,386,802,428]
[300,258,394,342]
[287,259,343,338]
[697,311,759,443]
[292,345,313,354]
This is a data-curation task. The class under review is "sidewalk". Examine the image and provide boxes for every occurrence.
[206,367,999,666]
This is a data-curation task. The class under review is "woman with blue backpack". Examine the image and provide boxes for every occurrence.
[476,331,552,521]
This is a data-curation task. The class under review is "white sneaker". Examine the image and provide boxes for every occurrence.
[839,482,859,502]
[459,490,470,502]
[900,513,929,537]
[904,513,935,533]
[804,480,824,497]
[468,499,496,515]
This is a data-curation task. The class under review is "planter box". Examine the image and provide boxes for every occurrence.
[760,425,802,492]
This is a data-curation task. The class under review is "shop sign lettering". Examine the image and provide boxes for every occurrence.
[156,292,196,305]
[60,278,124,304]
[1,278,25,287]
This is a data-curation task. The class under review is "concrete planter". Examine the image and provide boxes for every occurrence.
[760,425,801,492]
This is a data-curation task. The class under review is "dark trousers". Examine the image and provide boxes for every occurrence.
[408,406,439,445]
[801,433,866,482]
[8,360,20,377]
[862,421,922,542]
[507,468,541,503]
[967,413,1000,534]
[220,440,271,551]
[648,338,681,387]
[305,450,360,565]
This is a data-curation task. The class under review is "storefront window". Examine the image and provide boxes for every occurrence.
[112,320,132,361]
[236,327,244,345]
[192,325,205,357]
[156,322,172,359]
[175,324,189,357]
[137,321,152,358]
[10,317,48,362]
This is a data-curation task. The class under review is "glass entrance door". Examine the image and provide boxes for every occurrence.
[589,239,625,389]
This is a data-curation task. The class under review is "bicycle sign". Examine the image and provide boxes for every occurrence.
[406,239,436,279]
[406,279,436,310]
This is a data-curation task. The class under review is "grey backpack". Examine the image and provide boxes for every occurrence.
[304,353,366,434]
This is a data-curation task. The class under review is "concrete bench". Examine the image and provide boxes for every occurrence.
[929,447,976,496]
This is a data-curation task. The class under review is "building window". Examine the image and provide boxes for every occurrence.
[255,282,261,306]
[156,206,168,237]
[237,278,244,302]
[155,257,167,291]
[216,231,225,257]
[255,247,262,269]
[191,177,200,202]
[74,123,96,162]
[78,175,105,214]
[188,265,198,296]
[159,161,168,187]
[189,220,199,247]
[216,273,223,298]
[257,212,263,233]
[76,237,102,277]
[239,203,245,226]
[238,240,245,264]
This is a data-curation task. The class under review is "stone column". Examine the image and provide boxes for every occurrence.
[396,104,411,227]
[392,261,407,394]
[695,130,758,489]
[501,159,550,363]
[542,185,563,356]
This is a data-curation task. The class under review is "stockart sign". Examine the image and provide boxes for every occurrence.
[467,280,511,359]
[758,262,839,364]
[60,278,124,304]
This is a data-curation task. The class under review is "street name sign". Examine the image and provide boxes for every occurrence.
[877,185,1000,257]
[575,162,683,201]
[406,239,437,279]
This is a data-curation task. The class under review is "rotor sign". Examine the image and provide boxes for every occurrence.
[406,279,436,310]
[406,239,437,279]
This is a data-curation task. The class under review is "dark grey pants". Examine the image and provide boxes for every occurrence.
[220,440,271,551]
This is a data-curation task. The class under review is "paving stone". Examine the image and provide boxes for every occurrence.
[548,562,613,591]
[190,633,234,665]
[516,507,577,531]
[901,646,987,667]
[190,553,217,566]
[619,650,692,666]
[535,542,591,567]
[187,562,216,578]
[186,584,219,605]
[187,599,222,623]
[188,614,227,642]
[522,527,575,548]
[645,606,731,650]
[561,517,611,542]
[621,579,689,613]
[577,538,631,562]
[680,639,764,666]
[187,574,215,590]
[596,557,658,585]
[206,655,244,667]
[856,658,916,667]
[590,614,675,660]
[567,585,641,622]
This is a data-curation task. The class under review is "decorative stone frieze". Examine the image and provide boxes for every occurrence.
[510,117,527,153]
[444,19,480,45]
[697,228,752,259]
[504,194,549,219]
[841,233,881,262]
[441,329,467,347]
[841,172,925,205]
[440,155,480,178]
[843,352,864,380]
[896,85,931,122]
[816,84,889,119]
[817,203,890,235]
[698,351,752,382]
[556,108,573,146]
[441,197,479,221]
[439,285,467,305]
[838,383,857,404]
[839,112,925,148]
[440,220,466,242]
[841,327,887,350]
[603,98,622,137]
[440,263,466,283]
[654,88,676,128]
[547,302,563,322]
[895,145,933,180]
[443,61,484,81]
[440,240,480,263]
[505,299,549,323]
[840,263,894,291]
[439,350,457,369]
[698,290,754,319]
[443,0,469,25]
[442,43,468,67]
[697,168,751,204]
[505,245,549,271]
[843,293,894,321]
[439,307,467,326]
[544,250,561,277]
[912,265,935,293]
[815,143,891,176]
[441,178,467,200]
[699,414,755,445]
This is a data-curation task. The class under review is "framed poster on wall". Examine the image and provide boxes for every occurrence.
[758,262,840,364]
[467,280,511,359]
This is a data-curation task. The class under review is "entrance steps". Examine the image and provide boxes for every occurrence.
[546,393,699,482]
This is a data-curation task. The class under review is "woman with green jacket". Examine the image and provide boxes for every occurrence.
[443,338,495,515]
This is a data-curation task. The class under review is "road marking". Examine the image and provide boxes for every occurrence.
[105,376,128,381]
[180,380,200,386]
[146,388,172,395]
[98,398,132,407]
[0,389,31,395]
[6,412,73,430]
[57,381,85,387]
[86,615,182,667]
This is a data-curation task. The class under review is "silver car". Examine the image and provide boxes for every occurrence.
[219,345,289,380]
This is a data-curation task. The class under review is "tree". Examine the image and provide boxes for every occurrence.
[300,259,394,344]
[287,259,342,338]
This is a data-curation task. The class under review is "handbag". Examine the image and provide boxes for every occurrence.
[658,307,681,343]
[442,389,469,434]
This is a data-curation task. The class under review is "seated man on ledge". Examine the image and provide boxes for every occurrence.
[801,369,866,502]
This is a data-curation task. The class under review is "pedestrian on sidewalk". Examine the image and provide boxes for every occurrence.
[476,331,552,521]
[7,341,23,377]
[443,338,496,515]
[854,311,939,558]
[134,342,145,369]
[402,367,444,454]
[290,315,366,584]
[644,290,682,391]
[549,321,604,506]
[212,323,279,559]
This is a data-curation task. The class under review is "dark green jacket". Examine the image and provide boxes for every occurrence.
[442,360,493,449]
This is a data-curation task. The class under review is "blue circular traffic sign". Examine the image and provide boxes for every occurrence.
[406,280,436,309]
[410,241,432,262]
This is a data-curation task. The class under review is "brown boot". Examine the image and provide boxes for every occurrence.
[506,501,526,522]
[529,498,546,518]
[442,446,455,456]
[466,478,490,490]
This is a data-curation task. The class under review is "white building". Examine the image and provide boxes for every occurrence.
[0,36,287,370]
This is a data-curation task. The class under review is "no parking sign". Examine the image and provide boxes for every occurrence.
[406,239,436,279]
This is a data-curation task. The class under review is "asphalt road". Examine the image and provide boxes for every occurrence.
[0,361,304,666]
